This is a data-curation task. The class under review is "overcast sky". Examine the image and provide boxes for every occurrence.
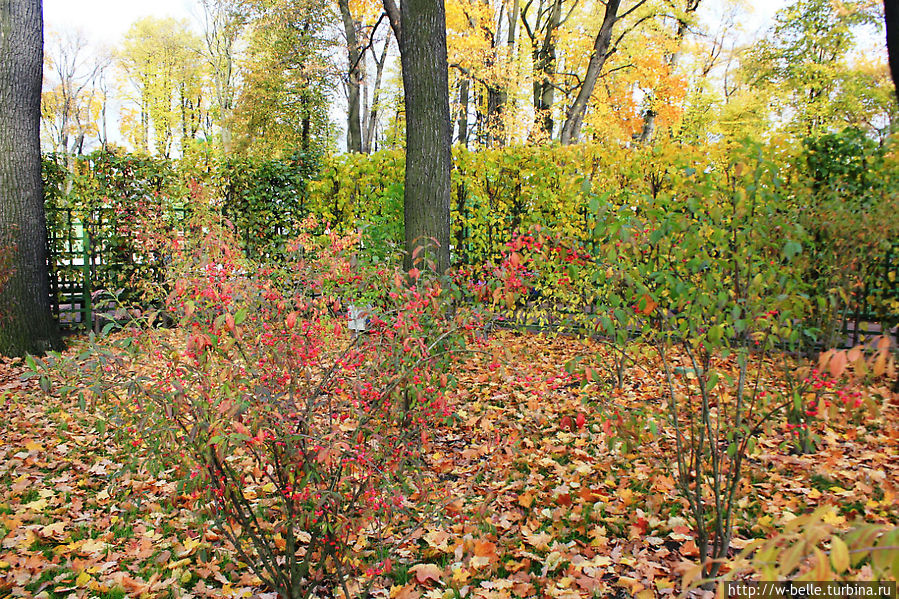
[43,0,199,47]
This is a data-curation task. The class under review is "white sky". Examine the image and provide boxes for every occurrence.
[43,0,199,47]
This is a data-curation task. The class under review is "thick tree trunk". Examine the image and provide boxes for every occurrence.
[485,85,505,146]
[637,109,656,142]
[384,0,453,272]
[338,0,363,153]
[532,48,556,138]
[559,0,620,145]
[0,0,60,355]
[886,0,899,105]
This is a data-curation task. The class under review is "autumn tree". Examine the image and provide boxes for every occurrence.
[200,0,249,153]
[746,0,885,137]
[383,0,453,271]
[40,30,109,161]
[673,0,748,143]
[520,0,572,139]
[232,0,335,156]
[634,0,702,143]
[446,0,521,147]
[118,17,206,156]
[0,0,60,355]
[361,25,392,152]
[338,0,364,152]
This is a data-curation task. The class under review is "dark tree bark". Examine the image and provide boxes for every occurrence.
[485,84,505,145]
[384,0,453,272]
[338,0,363,153]
[0,0,60,355]
[559,0,621,145]
[886,0,899,105]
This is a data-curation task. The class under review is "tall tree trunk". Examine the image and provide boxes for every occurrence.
[458,77,470,146]
[384,0,453,272]
[559,0,621,145]
[0,0,60,355]
[530,0,562,139]
[486,85,505,146]
[363,27,391,153]
[886,0,899,106]
[338,0,363,153]
[301,93,311,153]
[484,0,517,147]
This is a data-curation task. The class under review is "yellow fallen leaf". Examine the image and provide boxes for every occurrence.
[24,498,48,512]
[39,521,66,539]
[176,537,204,558]
[75,571,91,588]
[78,539,109,555]
[822,510,846,526]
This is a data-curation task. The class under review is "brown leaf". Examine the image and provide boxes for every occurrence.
[829,350,847,378]
[409,563,442,586]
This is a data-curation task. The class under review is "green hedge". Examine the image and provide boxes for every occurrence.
[42,132,899,346]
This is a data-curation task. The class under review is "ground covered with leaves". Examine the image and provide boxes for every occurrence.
[1,331,897,599]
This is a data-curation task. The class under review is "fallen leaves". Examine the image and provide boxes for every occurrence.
[1,331,898,597]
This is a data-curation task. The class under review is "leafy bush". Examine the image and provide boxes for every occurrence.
[33,218,482,598]
[485,146,881,580]
[693,505,899,584]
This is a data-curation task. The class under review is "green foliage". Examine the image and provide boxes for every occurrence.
[796,129,899,347]
[804,128,884,192]
[43,137,899,340]
[213,151,321,258]
[307,150,405,265]
[743,0,890,138]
